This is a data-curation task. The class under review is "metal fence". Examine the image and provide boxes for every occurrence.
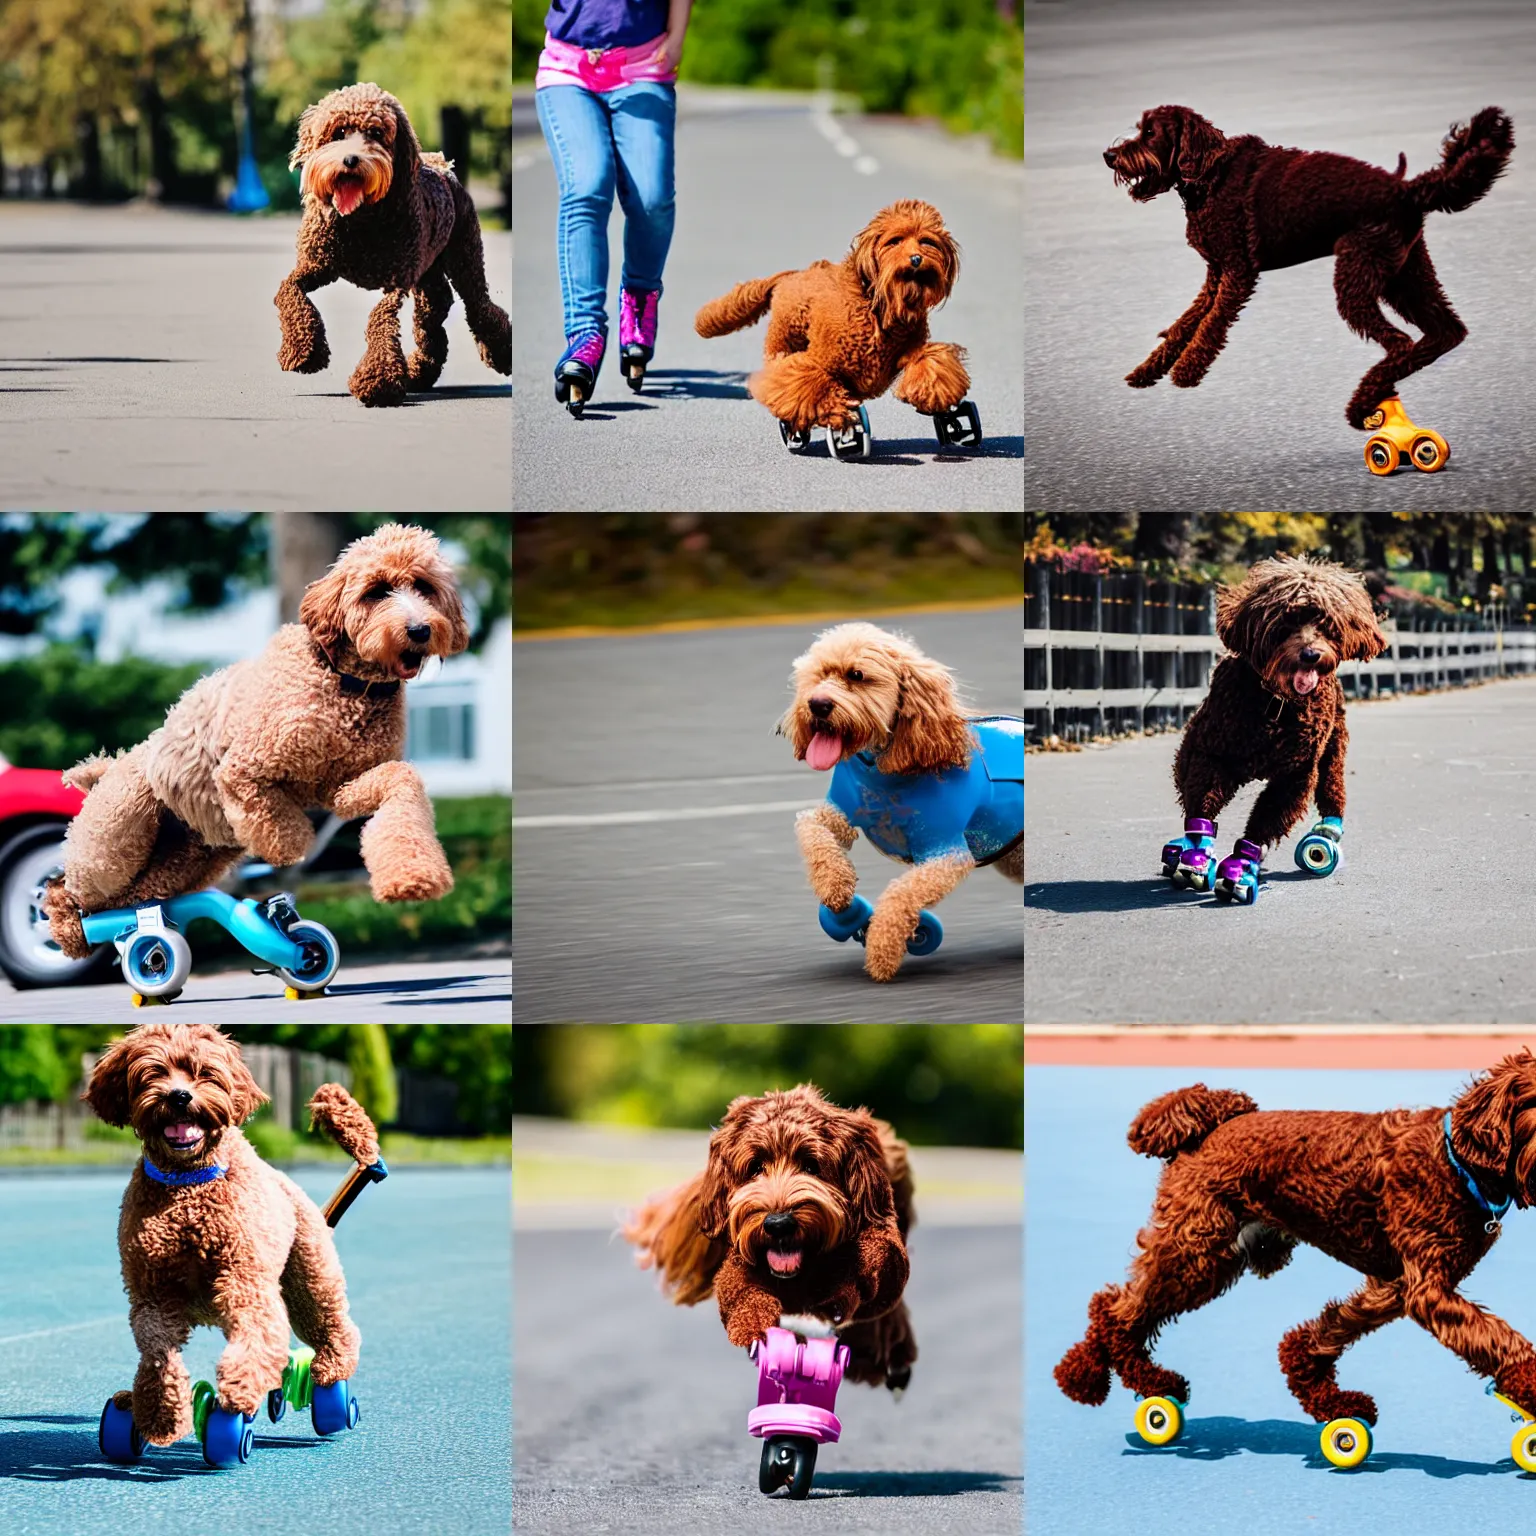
[1025,564,1536,743]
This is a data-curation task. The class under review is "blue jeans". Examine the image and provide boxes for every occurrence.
[536,82,677,340]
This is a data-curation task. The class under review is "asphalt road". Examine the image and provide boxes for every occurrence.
[0,203,511,512]
[2,957,512,1023]
[1025,676,1536,1024]
[0,1166,511,1536]
[1024,0,1536,510]
[513,1223,1022,1535]
[512,86,1023,510]
[512,606,1022,1023]
[1029,1066,1536,1536]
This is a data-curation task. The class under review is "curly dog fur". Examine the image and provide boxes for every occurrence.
[1172,557,1386,859]
[1104,105,1513,426]
[1056,1052,1536,1427]
[695,199,969,432]
[44,524,468,959]
[85,1023,380,1444]
[275,82,511,407]
[779,622,1023,981]
[622,1085,917,1392]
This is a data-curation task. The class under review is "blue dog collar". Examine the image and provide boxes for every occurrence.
[142,1156,226,1187]
[1444,1111,1511,1230]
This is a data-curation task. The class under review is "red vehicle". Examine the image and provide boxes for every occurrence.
[0,756,114,987]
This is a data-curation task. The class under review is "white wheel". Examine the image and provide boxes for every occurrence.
[275,919,340,992]
[122,928,192,997]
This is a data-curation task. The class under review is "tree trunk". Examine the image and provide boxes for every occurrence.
[76,114,103,199]
[272,514,353,623]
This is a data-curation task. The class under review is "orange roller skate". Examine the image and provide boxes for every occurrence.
[1362,397,1449,476]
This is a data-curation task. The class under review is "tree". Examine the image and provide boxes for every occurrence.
[346,1023,400,1125]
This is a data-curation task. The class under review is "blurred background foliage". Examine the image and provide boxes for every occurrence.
[512,0,1022,158]
[513,1024,1023,1147]
[0,0,511,219]
[514,512,1022,629]
[0,1021,511,1135]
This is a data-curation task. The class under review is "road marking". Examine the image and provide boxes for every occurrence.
[518,771,808,795]
[513,150,541,171]
[0,1316,120,1347]
[514,594,1021,641]
[514,798,816,829]
[811,91,880,177]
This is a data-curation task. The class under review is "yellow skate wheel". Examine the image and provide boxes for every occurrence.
[1320,1417,1372,1468]
[1512,1423,1536,1473]
[1134,1396,1183,1446]
[1410,435,1446,473]
[1365,437,1399,476]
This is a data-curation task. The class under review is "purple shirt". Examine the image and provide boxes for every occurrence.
[544,0,668,50]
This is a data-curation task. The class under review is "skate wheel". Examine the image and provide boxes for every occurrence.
[201,1404,255,1468]
[828,405,871,461]
[779,420,811,453]
[759,1435,817,1498]
[1511,1422,1536,1473]
[1365,437,1398,475]
[311,1378,360,1435]
[266,1386,287,1423]
[275,919,340,992]
[905,910,944,957]
[1320,1416,1371,1469]
[1133,1396,1183,1446]
[1294,835,1340,877]
[819,894,874,944]
[99,1398,143,1463]
[1410,435,1446,472]
[122,928,192,999]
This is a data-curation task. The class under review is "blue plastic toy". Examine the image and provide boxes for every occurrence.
[1294,816,1344,877]
[80,889,339,1005]
[1213,838,1264,905]
[814,714,1023,958]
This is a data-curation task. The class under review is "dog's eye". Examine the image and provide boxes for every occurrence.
[332,126,349,141]
[362,582,391,603]
[920,237,939,249]
[847,669,864,683]
[801,1154,820,1177]
[885,236,902,247]
[413,578,435,599]
[746,1154,764,1177]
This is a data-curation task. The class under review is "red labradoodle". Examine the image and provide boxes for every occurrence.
[275,82,511,406]
[1104,105,1513,426]
[622,1084,918,1392]
[1056,1053,1536,1443]
[86,1023,380,1445]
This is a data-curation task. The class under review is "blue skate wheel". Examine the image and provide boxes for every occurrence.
[1295,835,1340,877]
[819,895,873,944]
[99,1398,143,1463]
[276,919,340,992]
[310,1379,359,1435]
[201,1405,254,1468]
[266,1387,287,1423]
[122,928,191,998]
[905,910,944,956]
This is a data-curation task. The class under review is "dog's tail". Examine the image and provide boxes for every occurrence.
[308,1084,382,1167]
[620,1171,729,1306]
[694,272,796,337]
[1127,1084,1257,1159]
[1410,107,1514,214]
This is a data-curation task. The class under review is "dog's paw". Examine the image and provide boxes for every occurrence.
[1125,363,1163,388]
[278,338,330,374]
[1168,359,1207,389]
[370,860,454,904]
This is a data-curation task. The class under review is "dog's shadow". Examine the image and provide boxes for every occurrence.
[808,1468,1022,1498]
[300,384,511,403]
[1027,869,1317,914]
[1123,1415,1525,1479]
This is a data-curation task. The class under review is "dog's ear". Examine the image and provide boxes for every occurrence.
[434,560,471,654]
[839,1110,897,1230]
[1215,576,1262,659]
[299,560,350,651]
[1335,590,1389,662]
[698,1099,753,1238]
[1174,107,1224,183]
[1453,1052,1534,1185]
[881,651,973,775]
[288,101,326,174]
[391,97,421,189]
[82,1033,135,1128]
[229,1047,270,1124]
[849,212,885,311]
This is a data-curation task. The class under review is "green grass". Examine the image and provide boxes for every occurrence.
[515,558,1022,633]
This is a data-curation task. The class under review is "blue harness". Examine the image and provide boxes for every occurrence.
[826,716,1024,866]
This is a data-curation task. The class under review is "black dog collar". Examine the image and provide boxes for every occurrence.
[313,643,401,699]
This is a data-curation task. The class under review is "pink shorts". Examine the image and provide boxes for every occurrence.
[535,32,678,93]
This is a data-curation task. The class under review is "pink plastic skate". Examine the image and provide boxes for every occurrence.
[748,1326,850,1500]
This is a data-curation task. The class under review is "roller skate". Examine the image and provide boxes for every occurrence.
[1294,817,1343,877]
[1488,1381,1536,1472]
[749,1326,850,1500]
[818,893,943,957]
[1362,397,1448,476]
[619,287,659,392]
[1132,1394,1185,1447]
[1213,838,1263,905]
[554,329,606,418]
[1159,817,1218,892]
[1318,1415,1373,1469]
[932,400,983,448]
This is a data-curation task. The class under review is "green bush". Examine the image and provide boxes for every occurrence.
[347,1023,400,1125]
[0,1026,70,1105]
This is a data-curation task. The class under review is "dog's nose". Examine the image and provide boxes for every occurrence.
[808,696,834,720]
[909,253,923,269]
[764,1212,797,1240]
[1103,147,1118,166]
[343,154,360,170]
[406,623,431,644]
[167,1088,192,1110]
[1299,647,1321,666]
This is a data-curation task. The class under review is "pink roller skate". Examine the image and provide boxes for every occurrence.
[554,330,605,418]
[619,287,659,392]
[748,1326,849,1500]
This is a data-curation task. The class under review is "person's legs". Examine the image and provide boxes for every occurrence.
[535,85,618,337]
[608,83,677,295]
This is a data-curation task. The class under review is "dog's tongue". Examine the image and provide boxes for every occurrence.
[333,182,365,216]
[806,732,843,772]
[767,1249,803,1276]
[1293,670,1319,696]
[164,1123,203,1148]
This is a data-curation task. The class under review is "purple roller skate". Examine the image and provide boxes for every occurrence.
[554,330,605,418]
[1214,838,1264,905]
[619,287,659,392]
[748,1326,849,1500]
[1160,817,1218,892]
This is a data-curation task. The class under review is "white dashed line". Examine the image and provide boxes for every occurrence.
[811,92,879,177]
